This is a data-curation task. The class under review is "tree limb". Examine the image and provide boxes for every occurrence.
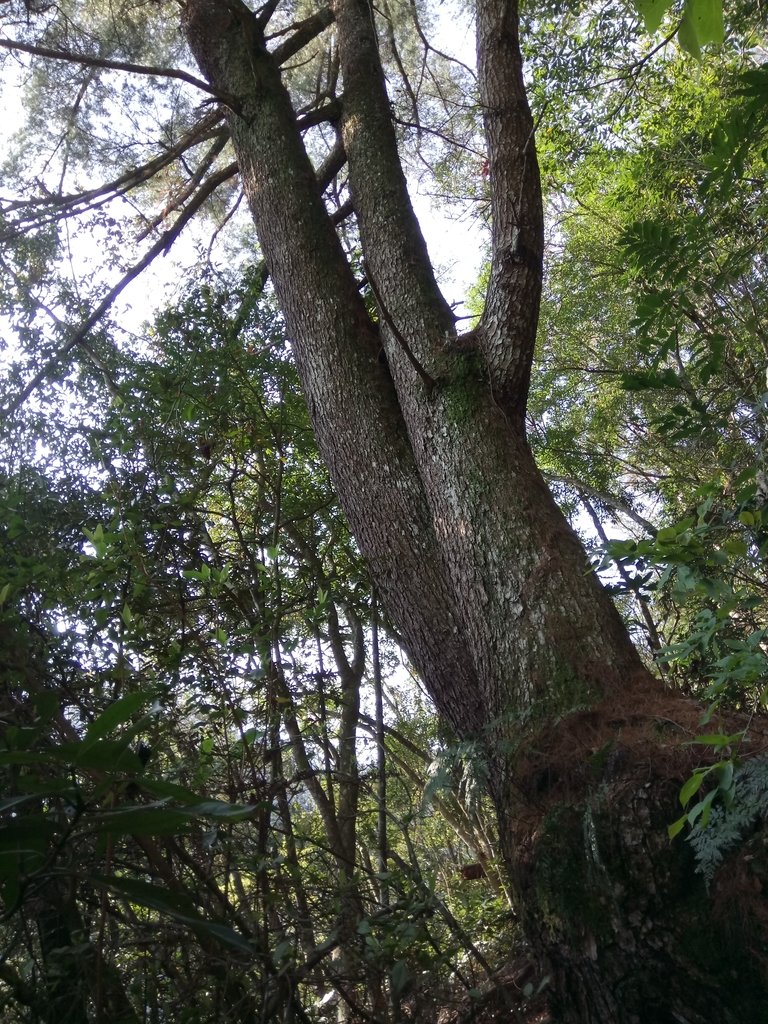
[3,162,238,418]
[0,37,239,108]
[296,99,341,131]
[332,0,455,367]
[271,8,334,66]
[475,0,543,414]
[136,130,230,240]
[1,111,227,238]
[543,472,657,535]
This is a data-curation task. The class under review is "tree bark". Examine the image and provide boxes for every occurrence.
[180,0,768,1019]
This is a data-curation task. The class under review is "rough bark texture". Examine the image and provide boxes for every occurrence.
[180,0,768,1018]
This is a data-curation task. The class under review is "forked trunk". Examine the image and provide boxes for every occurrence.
[180,0,768,1017]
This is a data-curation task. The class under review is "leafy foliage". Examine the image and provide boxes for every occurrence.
[633,0,724,57]
[687,757,768,881]
[0,274,509,1022]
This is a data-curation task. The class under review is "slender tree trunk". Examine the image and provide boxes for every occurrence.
[180,0,768,1018]
[35,900,90,1024]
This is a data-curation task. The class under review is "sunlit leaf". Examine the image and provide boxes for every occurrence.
[633,0,670,33]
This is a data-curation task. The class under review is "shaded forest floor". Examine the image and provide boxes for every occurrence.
[404,959,552,1024]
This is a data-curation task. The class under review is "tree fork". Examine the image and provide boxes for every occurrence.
[181,0,768,1018]
[182,0,482,736]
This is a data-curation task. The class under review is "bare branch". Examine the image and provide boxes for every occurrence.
[270,8,334,66]
[543,472,657,535]
[379,0,420,133]
[296,99,341,131]
[393,115,483,156]
[255,0,282,31]
[406,0,477,82]
[0,111,227,235]
[136,130,230,240]
[330,197,353,225]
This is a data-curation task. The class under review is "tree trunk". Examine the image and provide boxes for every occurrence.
[180,0,768,1018]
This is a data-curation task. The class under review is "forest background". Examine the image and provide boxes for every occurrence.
[0,0,767,1020]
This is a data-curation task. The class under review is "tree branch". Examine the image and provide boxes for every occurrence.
[136,130,230,240]
[255,0,282,31]
[0,37,239,108]
[3,162,238,418]
[543,472,657,536]
[296,99,341,131]
[271,8,334,66]
[1,111,227,238]
[315,138,347,191]
[332,0,455,365]
[475,0,543,414]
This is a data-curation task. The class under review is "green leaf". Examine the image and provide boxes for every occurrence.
[684,0,724,45]
[90,875,253,952]
[0,793,54,814]
[87,797,258,837]
[90,804,191,836]
[390,961,411,996]
[723,538,748,557]
[677,10,701,57]
[0,817,60,854]
[716,759,734,792]
[15,776,79,798]
[634,0,670,33]
[139,778,201,803]
[58,740,145,774]
[0,752,52,766]
[620,369,682,391]
[33,690,59,723]
[668,814,688,839]
[274,939,293,961]
[688,788,718,828]
[184,800,257,820]
[679,769,708,807]
[692,732,744,748]
[86,692,156,742]
[656,527,678,544]
[678,0,724,56]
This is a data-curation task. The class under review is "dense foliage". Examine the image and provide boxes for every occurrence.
[1,275,514,1022]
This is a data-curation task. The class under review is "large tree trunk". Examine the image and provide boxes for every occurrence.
[181,0,768,1018]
